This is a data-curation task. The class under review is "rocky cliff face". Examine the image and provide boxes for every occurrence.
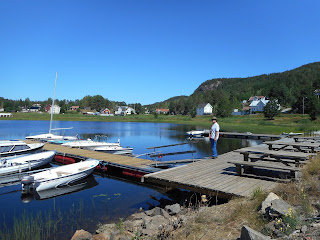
[194,80,222,93]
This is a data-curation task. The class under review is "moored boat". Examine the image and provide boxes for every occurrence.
[0,151,55,176]
[21,159,99,193]
[0,140,44,158]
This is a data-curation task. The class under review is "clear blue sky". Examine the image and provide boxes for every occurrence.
[1,0,319,105]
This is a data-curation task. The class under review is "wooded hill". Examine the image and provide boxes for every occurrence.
[146,62,320,116]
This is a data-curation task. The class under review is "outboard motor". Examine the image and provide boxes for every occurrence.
[21,176,35,194]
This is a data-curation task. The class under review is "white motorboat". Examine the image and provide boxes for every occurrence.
[61,135,120,149]
[0,140,44,157]
[186,130,205,138]
[0,151,55,176]
[26,72,77,142]
[93,145,133,155]
[21,175,98,202]
[21,159,99,192]
[61,135,133,155]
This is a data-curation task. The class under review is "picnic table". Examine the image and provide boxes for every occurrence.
[292,136,320,143]
[234,147,314,166]
[263,141,320,153]
[228,147,315,180]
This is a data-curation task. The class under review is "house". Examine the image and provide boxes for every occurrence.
[126,107,136,115]
[114,106,136,115]
[69,106,79,111]
[249,99,269,113]
[100,108,114,116]
[30,104,41,112]
[45,104,61,114]
[248,96,265,102]
[156,108,169,114]
[196,103,213,116]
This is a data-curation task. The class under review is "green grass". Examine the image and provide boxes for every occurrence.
[2,112,320,135]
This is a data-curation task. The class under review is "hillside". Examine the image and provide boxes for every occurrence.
[153,62,320,116]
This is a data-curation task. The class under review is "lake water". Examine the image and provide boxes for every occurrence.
[0,120,261,239]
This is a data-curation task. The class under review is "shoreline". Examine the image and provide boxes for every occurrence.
[1,112,319,135]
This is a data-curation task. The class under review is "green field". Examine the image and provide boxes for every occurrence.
[2,112,320,135]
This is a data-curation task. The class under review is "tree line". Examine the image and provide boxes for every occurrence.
[2,62,320,119]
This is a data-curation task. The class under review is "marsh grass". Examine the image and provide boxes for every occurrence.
[0,200,86,240]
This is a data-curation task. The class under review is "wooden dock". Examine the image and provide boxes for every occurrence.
[220,132,281,140]
[25,139,317,200]
[142,150,279,199]
[26,141,155,173]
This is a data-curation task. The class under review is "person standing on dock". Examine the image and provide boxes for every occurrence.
[209,116,219,159]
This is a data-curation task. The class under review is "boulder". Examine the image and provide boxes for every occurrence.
[143,215,167,231]
[71,229,93,240]
[260,192,280,214]
[268,199,294,218]
[239,225,271,240]
[165,203,181,215]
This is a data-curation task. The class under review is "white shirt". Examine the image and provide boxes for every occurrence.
[210,122,220,140]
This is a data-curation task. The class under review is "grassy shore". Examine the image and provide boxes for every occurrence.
[3,112,320,135]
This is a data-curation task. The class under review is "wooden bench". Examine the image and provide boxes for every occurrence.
[263,141,320,153]
[234,148,314,167]
[228,160,301,179]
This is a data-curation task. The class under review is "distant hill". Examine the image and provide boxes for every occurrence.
[149,62,320,115]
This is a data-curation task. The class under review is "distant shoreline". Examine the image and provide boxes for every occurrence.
[1,112,318,135]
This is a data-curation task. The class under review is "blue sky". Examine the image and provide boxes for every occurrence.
[1,0,319,105]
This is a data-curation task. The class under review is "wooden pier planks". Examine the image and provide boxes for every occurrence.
[142,151,278,198]
[29,141,155,169]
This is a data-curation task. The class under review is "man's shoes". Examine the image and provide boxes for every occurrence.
[211,156,217,159]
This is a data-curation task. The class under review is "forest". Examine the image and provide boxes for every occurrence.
[1,62,320,118]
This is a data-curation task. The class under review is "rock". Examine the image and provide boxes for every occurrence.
[260,192,280,214]
[128,212,147,221]
[71,229,93,240]
[268,199,294,218]
[96,223,116,234]
[165,203,181,215]
[145,207,162,216]
[301,225,308,233]
[312,222,320,228]
[144,215,167,231]
[92,233,107,240]
[239,225,271,240]
[124,219,143,232]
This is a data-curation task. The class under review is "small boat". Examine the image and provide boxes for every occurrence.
[61,135,133,155]
[21,175,98,202]
[0,151,55,176]
[186,130,205,138]
[0,140,44,158]
[21,159,99,193]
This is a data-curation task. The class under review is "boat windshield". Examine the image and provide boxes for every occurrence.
[0,146,12,153]
[93,135,108,142]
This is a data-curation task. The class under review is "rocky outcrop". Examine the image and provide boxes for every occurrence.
[88,203,186,240]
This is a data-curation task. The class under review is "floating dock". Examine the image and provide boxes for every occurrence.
[25,138,316,200]
[141,150,279,199]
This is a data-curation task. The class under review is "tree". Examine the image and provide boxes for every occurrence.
[263,99,280,120]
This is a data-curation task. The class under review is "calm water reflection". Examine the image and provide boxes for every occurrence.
[0,120,261,239]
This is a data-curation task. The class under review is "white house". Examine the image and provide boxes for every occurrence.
[114,106,136,115]
[47,104,61,114]
[125,107,136,115]
[196,103,213,116]
[249,99,270,114]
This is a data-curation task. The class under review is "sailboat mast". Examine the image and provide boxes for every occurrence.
[49,72,57,134]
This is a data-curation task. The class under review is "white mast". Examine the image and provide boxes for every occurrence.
[49,72,57,134]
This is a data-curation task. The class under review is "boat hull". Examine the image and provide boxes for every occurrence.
[0,151,55,176]
[0,143,44,158]
[24,159,99,192]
